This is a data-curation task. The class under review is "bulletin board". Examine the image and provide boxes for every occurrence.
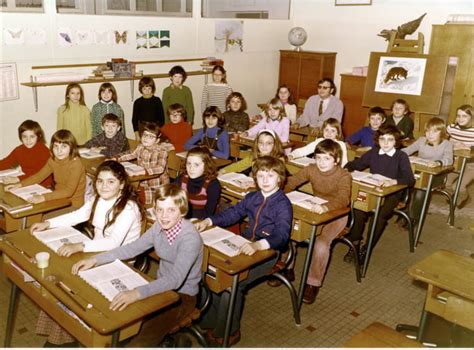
[362,52,449,114]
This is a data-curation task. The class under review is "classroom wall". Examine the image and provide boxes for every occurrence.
[1,0,472,158]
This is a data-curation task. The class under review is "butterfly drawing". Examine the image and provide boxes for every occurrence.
[115,30,127,44]
[60,32,72,43]
[8,29,23,39]
[94,31,109,45]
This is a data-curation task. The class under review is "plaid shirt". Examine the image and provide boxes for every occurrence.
[117,142,175,204]
[161,219,183,245]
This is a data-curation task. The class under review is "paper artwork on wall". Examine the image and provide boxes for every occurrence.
[135,30,170,49]
[114,30,128,45]
[76,30,94,45]
[25,28,47,45]
[215,21,243,53]
[58,28,73,47]
[94,30,110,45]
[3,28,25,45]
[374,56,427,96]
[136,31,147,49]
[0,63,19,102]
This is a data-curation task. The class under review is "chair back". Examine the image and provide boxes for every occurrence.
[168,150,183,180]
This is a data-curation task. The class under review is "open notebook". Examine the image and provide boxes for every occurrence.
[33,227,91,254]
[218,172,255,193]
[286,191,328,210]
[201,227,250,257]
[9,184,52,202]
[351,170,394,187]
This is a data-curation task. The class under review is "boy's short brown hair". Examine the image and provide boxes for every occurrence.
[18,120,45,143]
[50,129,80,160]
[101,113,122,127]
[138,76,156,94]
[167,103,187,122]
[251,156,287,189]
[154,183,189,216]
[368,106,386,120]
[203,106,225,128]
[139,121,161,137]
[374,124,403,149]
[314,139,343,165]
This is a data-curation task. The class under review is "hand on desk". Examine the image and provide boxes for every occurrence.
[58,243,84,257]
[239,242,259,256]
[4,183,21,191]
[28,194,45,204]
[310,204,328,215]
[380,179,397,187]
[72,257,97,275]
[30,221,50,233]
[291,123,300,130]
[310,127,320,137]
[110,289,140,311]
[426,160,441,168]
[194,218,211,232]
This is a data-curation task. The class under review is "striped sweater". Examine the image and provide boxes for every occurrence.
[447,124,474,147]
[201,83,232,114]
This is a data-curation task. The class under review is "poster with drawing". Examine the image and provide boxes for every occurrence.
[215,21,243,53]
[374,56,426,96]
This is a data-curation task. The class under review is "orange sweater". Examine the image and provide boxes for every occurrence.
[21,157,86,208]
[160,121,193,153]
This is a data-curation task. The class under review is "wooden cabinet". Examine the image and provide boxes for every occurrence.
[278,50,336,103]
[429,24,474,123]
[339,73,369,138]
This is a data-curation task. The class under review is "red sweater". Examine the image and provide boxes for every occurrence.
[160,121,193,153]
[0,142,53,187]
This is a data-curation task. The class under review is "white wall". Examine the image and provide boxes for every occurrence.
[1,0,472,157]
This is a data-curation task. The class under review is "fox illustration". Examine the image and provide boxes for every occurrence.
[384,67,408,84]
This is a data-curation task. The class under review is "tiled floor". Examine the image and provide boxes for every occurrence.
[0,193,473,348]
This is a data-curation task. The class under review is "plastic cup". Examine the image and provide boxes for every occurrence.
[35,252,50,269]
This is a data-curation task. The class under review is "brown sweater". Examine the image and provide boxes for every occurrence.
[21,157,86,208]
[284,165,351,211]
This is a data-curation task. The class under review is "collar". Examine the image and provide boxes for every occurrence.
[378,148,396,157]
[170,84,183,90]
[261,187,279,198]
[161,219,183,245]
[100,100,113,105]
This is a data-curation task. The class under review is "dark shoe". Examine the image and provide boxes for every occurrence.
[397,217,408,230]
[157,334,177,347]
[343,241,360,264]
[205,329,241,347]
[267,268,295,287]
[359,245,367,262]
[302,284,319,304]
[267,277,282,287]
[457,195,471,209]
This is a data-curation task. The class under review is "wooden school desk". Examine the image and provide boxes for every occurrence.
[0,229,179,347]
[289,126,313,142]
[351,181,408,278]
[451,148,474,209]
[406,250,474,342]
[291,205,350,308]
[345,322,424,348]
[0,185,71,233]
[411,163,454,246]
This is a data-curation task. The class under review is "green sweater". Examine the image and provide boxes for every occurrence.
[162,85,194,125]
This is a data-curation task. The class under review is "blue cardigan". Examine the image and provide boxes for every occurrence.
[184,126,230,159]
[210,189,292,251]
[345,146,415,186]
[346,126,375,147]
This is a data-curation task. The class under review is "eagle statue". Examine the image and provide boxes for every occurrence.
[378,13,427,41]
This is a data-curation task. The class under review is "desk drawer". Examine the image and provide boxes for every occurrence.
[205,266,249,294]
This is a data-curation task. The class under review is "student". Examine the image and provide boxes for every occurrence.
[160,103,193,153]
[402,117,453,222]
[446,104,474,208]
[385,98,414,140]
[115,122,173,205]
[84,113,129,158]
[132,76,165,140]
[72,184,203,347]
[0,120,52,187]
[201,65,232,114]
[162,65,195,125]
[195,156,292,346]
[223,92,249,133]
[289,118,349,166]
[57,83,92,145]
[90,82,125,137]
[243,98,290,145]
[259,85,297,124]
[30,160,142,347]
[346,106,386,148]
[344,124,415,261]
[284,139,351,304]
[7,130,86,210]
[220,129,286,174]
[293,78,344,136]
[184,106,230,159]
[174,146,221,220]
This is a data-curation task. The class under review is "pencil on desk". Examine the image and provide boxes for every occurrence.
[57,281,93,311]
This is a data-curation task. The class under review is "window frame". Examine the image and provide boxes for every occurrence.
[0,0,44,13]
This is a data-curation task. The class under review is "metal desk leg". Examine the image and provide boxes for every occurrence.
[297,225,318,309]
[4,282,20,347]
[452,158,467,209]
[21,217,28,230]
[111,330,120,347]
[417,307,429,342]
[223,274,239,348]
[361,197,382,278]
[414,175,433,247]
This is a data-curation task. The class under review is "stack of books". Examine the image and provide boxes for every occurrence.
[9,184,52,202]
[121,162,146,176]
[0,199,33,214]
[201,57,224,71]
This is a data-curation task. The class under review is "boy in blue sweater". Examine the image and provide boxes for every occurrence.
[195,156,292,345]
[346,106,386,148]
[344,124,415,261]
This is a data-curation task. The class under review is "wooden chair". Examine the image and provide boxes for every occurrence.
[127,138,140,151]
[392,189,415,253]
[167,150,183,180]
[387,32,425,54]
[297,98,307,115]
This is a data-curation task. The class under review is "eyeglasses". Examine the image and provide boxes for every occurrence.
[142,132,157,140]
[378,136,396,142]
[318,85,331,90]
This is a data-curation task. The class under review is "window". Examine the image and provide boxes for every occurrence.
[55,0,192,16]
[202,0,291,19]
[0,0,43,12]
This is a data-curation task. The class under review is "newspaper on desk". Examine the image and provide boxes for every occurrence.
[33,227,91,254]
[78,259,148,302]
[8,184,52,202]
[201,227,250,257]
[286,191,328,210]
[351,170,393,187]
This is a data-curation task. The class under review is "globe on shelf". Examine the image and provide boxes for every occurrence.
[288,27,307,51]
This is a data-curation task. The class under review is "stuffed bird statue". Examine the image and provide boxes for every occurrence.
[378,13,427,41]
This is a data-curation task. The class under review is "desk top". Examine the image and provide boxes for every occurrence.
[412,163,454,176]
[292,205,349,226]
[0,184,71,219]
[290,126,312,136]
[344,322,423,348]
[82,157,160,183]
[353,182,407,198]
[0,229,179,335]
[454,147,474,159]
[408,250,474,302]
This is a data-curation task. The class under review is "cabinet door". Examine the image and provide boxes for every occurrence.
[340,74,368,137]
[279,52,300,101]
[299,53,322,101]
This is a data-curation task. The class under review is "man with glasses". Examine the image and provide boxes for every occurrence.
[292,78,344,136]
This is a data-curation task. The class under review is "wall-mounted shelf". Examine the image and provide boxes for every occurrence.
[21,58,211,111]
